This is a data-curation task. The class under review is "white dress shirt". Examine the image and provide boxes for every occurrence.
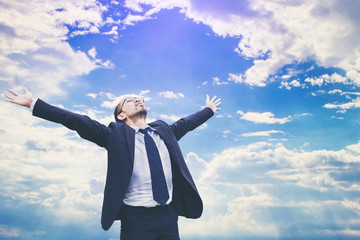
[122,126,173,207]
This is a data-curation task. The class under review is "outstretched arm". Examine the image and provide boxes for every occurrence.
[4,87,110,148]
[170,95,222,140]
[3,88,34,108]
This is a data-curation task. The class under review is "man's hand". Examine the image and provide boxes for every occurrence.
[205,95,221,113]
[3,88,34,108]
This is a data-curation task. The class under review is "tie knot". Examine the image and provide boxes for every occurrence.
[139,127,150,135]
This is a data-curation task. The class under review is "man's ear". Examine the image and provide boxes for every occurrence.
[117,112,126,122]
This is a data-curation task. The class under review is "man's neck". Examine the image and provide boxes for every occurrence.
[125,117,147,129]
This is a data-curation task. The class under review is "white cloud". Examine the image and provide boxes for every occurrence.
[179,140,360,237]
[86,93,98,99]
[158,91,185,100]
[139,90,150,96]
[241,130,284,137]
[122,13,153,26]
[222,130,231,138]
[0,0,114,97]
[87,47,115,69]
[342,200,360,216]
[88,47,97,59]
[305,73,351,87]
[280,79,304,90]
[212,77,229,86]
[342,91,360,96]
[329,89,343,94]
[228,73,244,84]
[103,25,118,38]
[0,225,21,238]
[185,152,208,181]
[124,0,145,12]
[305,76,325,87]
[120,0,360,87]
[323,97,360,111]
[290,79,301,87]
[237,110,291,124]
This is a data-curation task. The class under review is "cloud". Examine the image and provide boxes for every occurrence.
[212,77,229,86]
[122,13,153,26]
[0,225,21,238]
[279,79,304,90]
[323,97,360,111]
[329,89,343,94]
[158,91,185,100]
[86,93,98,99]
[241,130,285,137]
[139,90,150,96]
[180,140,360,238]
[305,73,351,87]
[0,0,115,97]
[120,0,360,87]
[237,110,291,124]
[87,47,115,69]
[102,25,119,43]
[222,130,231,138]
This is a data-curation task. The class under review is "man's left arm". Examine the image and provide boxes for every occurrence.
[170,95,221,140]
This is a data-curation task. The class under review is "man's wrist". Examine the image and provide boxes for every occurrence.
[29,98,38,112]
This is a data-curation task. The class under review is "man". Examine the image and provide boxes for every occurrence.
[4,88,221,240]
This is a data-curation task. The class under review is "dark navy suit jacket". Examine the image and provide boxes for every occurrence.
[33,99,214,230]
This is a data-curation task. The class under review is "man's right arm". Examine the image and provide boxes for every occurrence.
[4,88,110,148]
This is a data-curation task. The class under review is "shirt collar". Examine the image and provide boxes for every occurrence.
[130,125,155,133]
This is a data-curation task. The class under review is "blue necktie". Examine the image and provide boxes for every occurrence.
[139,128,169,206]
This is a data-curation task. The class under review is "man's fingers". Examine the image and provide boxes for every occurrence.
[9,89,18,96]
[3,91,14,100]
[211,96,217,102]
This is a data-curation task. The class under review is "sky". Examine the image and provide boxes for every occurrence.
[1,0,360,239]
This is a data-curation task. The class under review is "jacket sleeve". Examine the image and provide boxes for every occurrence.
[32,98,110,148]
[169,107,214,141]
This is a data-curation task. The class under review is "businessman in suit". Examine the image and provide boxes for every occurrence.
[4,88,221,240]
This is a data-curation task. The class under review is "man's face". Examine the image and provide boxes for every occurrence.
[119,96,147,120]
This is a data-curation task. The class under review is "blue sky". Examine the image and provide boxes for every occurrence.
[1,0,360,239]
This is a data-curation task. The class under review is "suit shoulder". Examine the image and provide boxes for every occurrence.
[108,121,126,129]
[149,120,169,128]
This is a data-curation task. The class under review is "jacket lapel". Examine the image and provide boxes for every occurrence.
[151,123,180,166]
[124,125,135,164]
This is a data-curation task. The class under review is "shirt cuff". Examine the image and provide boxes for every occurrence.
[30,98,38,112]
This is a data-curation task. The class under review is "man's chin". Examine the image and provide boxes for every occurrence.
[129,109,147,120]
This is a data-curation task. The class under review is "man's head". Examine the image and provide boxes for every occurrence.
[114,94,147,123]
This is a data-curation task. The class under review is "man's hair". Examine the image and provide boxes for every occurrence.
[114,103,123,123]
